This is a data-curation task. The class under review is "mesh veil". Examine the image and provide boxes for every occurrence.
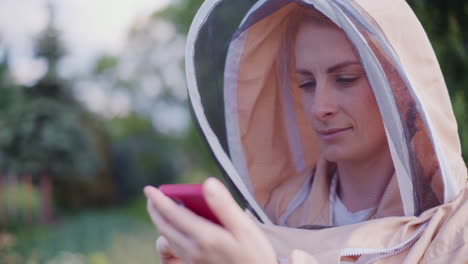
[187,0,447,227]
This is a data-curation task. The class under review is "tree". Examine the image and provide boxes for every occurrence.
[0,4,105,223]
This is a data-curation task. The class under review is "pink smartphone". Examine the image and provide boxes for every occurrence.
[159,184,222,226]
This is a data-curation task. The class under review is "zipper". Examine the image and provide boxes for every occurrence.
[339,222,428,263]
[364,237,417,264]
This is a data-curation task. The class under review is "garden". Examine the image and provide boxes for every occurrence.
[1,0,467,263]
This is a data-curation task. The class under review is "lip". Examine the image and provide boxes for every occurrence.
[316,127,352,140]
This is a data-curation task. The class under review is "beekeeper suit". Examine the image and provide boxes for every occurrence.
[185,0,468,262]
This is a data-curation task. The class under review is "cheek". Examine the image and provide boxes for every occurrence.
[362,87,384,128]
[300,91,315,123]
[345,81,380,121]
[340,81,384,131]
[351,88,387,143]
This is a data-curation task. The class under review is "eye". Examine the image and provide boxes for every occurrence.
[336,75,361,87]
[299,80,316,91]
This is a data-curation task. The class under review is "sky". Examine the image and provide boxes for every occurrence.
[0,0,192,135]
[0,0,171,84]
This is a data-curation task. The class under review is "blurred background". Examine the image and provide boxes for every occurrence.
[0,0,467,263]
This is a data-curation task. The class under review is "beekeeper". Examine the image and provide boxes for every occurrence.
[145,0,468,263]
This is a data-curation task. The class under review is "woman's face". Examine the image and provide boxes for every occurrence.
[295,22,388,163]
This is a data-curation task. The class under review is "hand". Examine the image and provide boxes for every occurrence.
[156,236,186,264]
[144,177,277,264]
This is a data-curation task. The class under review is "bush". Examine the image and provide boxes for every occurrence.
[0,180,40,228]
[6,200,159,264]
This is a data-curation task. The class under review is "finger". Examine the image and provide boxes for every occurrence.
[156,239,185,264]
[156,236,190,264]
[156,236,177,260]
[161,259,186,264]
[146,186,237,262]
[146,199,194,254]
[145,186,224,239]
[162,259,187,264]
[157,235,191,264]
[202,178,254,234]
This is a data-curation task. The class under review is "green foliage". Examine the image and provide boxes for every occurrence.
[177,124,221,181]
[93,55,119,76]
[0,183,40,224]
[4,201,158,264]
[34,4,66,77]
[0,97,99,180]
[155,0,204,34]
[0,5,106,184]
[107,115,179,199]
[107,114,156,142]
[407,0,468,161]
[0,53,20,111]
[407,1,468,94]
[452,91,468,156]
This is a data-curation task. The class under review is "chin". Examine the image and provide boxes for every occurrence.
[321,145,351,162]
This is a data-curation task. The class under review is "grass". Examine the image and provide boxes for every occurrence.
[1,198,160,264]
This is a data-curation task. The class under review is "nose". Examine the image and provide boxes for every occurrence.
[309,81,338,121]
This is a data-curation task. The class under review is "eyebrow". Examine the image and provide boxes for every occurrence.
[296,61,361,75]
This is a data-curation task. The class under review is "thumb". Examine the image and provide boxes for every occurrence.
[202,178,253,234]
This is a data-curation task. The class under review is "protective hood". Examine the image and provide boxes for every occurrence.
[185,0,467,227]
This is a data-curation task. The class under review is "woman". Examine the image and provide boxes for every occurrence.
[145,0,468,263]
